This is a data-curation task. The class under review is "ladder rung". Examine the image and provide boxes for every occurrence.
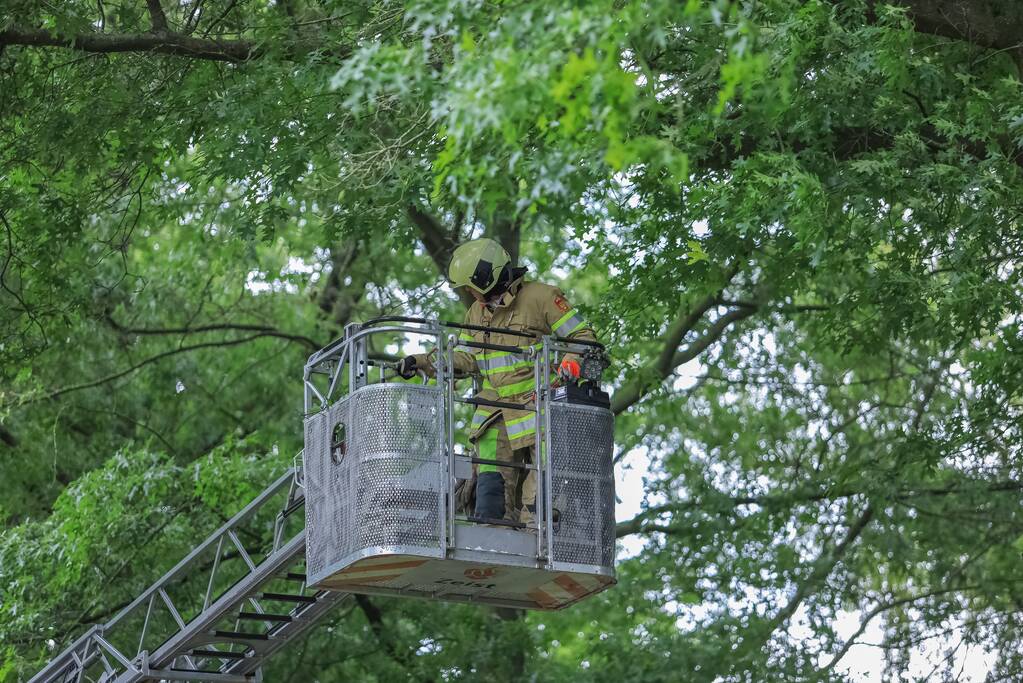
[460,515,529,529]
[214,630,270,641]
[238,611,292,623]
[261,592,316,604]
[282,498,304,516]
[191,649,248,660]
[149,668,251,683]
[468,457,536,471]
[457,396,530,410]
[284,572,307,581]
[455,340,525,354]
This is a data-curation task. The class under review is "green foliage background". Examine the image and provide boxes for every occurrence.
[2,0,1023,680]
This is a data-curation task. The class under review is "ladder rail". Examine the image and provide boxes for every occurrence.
[30,466,326,683]
[27,625,102,683]
[222,591,351,679]
[113,534,309,683]
[108,469,299,629]
[142,533,301,672]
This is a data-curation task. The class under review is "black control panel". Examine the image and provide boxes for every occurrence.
[551,382,611,408]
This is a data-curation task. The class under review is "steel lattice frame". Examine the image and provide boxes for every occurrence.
[31,467,349,683]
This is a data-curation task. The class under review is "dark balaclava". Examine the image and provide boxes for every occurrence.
[485,265,527,305]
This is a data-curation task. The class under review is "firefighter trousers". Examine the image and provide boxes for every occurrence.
[474,418,536,525]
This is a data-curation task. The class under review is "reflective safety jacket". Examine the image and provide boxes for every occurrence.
[415,274,598,449]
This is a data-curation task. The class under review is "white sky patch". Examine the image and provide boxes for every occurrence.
[283,255,317,275]
[245,270,273,294]
[671,357,706,391]
[615,446,661,559]
[416,637,442,656]
[808,608,997,681]
[245,255,325,295]
[549,264,570,280]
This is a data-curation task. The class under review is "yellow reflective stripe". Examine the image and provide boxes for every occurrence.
[482,378,495,390]
[456,332,476,354]
[506,414,536,439]
[485,360,532,375]
[496,377,535,397]
[477,428,499,473]
[471,409,494,428]
[552,309,576,329]
[480,343,540,374]
[481,352,524,366]
[552,309,585,336]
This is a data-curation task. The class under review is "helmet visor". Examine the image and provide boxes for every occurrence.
[469,260,495,292]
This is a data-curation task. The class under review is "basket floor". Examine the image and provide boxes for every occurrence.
[314,553,615,610]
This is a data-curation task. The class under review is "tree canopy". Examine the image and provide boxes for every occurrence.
[2,0,1023,680]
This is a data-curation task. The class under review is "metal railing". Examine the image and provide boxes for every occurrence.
[303,316,604,568]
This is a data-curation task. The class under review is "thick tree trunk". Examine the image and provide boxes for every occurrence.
[885,0,1023,65]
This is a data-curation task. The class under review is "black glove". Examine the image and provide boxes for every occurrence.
[397,355,418,379]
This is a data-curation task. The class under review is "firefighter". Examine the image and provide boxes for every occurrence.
[398,238,598,525]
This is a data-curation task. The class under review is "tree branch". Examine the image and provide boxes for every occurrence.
[881,0,1023,68]
[698,117,1023,176]
[819,536,1007,675]
[183,0,204,34]
[406,203,474,307]
[146,0,169,33]
[317,241,367,327]
[75,404,179,456]
[0,210,47,343]
[487,216,522,268]
[611,302,757,416]
[105,315,320,351]
[13,332,303,407]
[0,26,260,62]
[201,0,239,38]
[820,584,975,674]
[719,298,830,313]
[354,595,432,679]
[652,294,722,379]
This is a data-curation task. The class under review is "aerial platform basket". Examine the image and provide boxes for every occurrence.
[302,317,616,610]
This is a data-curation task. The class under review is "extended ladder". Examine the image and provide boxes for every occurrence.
[31,465,347,683]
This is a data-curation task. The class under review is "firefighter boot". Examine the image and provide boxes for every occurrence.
[475,471,505,522]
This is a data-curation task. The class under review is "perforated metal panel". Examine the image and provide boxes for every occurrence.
[305,385,445,587]
[357,458,443,549]
[302,409,327,578]
[548,402,615,568]
[353,384,444,552]
[353,384,444,457]
[304,399,353,580]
